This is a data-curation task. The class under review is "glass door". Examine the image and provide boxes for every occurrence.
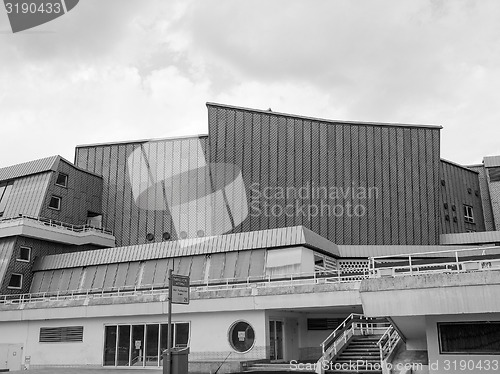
[269,320,284,361]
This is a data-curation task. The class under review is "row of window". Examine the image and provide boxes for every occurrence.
[6,247,32,289]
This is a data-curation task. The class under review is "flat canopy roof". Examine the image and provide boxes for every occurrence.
[35,225,341,271]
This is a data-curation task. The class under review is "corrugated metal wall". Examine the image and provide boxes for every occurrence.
[75,137,210,246]
[39,159,103,226]
[2,172,52,218]
[0,238,16,290]
[439,160,485,234]
[30,249,267,293]
[208,104,441,245]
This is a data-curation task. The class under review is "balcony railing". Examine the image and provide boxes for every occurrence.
[369,245,500,278]
[0,214,113,236]
[0,270,368,306]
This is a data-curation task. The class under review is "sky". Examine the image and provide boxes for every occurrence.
[0,0,499,167]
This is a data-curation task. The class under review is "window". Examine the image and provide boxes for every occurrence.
[17,246,31,262]
[103,322,190,367]
[55,173,68,187]
[39,326,83,343]
[48,195,61,210]
[7,273,22,289]
[439,322,500,354]
[307,318,342,330]
[228,321,255,353]
[464,205,474,223]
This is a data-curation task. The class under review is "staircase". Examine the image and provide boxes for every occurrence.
[315,314,398,374]
[326,335,382,374]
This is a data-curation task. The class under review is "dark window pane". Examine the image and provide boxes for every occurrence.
[104,326,117,366]
[145,324,159,366]
[131,325,145,366]
[175,323,189,347]
[8,274,22,288]
[49,196,61,210]
[439,322,500,354]
[117,325,130,366]
[56,173,68,187]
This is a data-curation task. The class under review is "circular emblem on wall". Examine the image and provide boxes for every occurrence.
[228,321,255,353]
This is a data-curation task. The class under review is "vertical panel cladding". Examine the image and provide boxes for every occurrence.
[234,250,252,279]
[469,165,495,231]
[357,126,368,245]
[0,238,16,291]
[82,266,97,290]
[222,251,238,280]
[310,121,321,236]
[342,125,353,243]
[124,262,140,286]
[268,114,280,230]
[208,253,225,280]
[350,125,360,245]
[103,263,118,288]
[326,124,336,241]
[285,118,295,230]
[439,160,485,234]
[375,127,386,245]
[248,249,266,277]
[276,116,288,231]
[240,111,254,233]
[3,172,52,218]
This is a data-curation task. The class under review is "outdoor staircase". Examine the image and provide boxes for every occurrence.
[325,335,382,374]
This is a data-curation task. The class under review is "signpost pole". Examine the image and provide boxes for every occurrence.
[166,268,173,374]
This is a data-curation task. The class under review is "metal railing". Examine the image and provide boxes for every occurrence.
[0,214,113,236]
[315,314,390,374]
[369,245,500,278]
[377,325,402,372]
[0,270,368,306]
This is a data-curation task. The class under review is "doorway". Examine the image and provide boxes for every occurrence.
[269,320,284,361]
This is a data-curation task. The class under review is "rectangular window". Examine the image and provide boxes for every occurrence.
[40,326,84,343]
[48,195,61,210]
[439,322,500,354]
[55,173,68,187]
[8,273,22,289]
[17,246,31,262]
[104,323,190,367]
[464,205,474,223]
[307,318,342,330]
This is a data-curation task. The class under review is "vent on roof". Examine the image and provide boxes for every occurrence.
[39,326,83,343]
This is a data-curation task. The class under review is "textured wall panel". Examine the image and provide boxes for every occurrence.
[469,165,495,231]
[207,104,442,245]
[439,160,485,234]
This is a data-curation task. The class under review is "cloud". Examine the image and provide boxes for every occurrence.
[0,0,499,167]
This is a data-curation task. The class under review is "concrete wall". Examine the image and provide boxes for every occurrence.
[0,310,267,369]
[426,313,500,374]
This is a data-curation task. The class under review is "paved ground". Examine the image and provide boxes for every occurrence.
[7,369,292,374]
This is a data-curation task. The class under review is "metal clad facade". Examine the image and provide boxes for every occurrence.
[75,137,210,247]
[208,104,441,245]
[3,172,52,218]
[439,160,485,234]
[469,165,496,231]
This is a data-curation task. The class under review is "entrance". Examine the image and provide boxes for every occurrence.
[269,320,284,361]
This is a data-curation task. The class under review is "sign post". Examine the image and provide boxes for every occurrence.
[166,269,190,374]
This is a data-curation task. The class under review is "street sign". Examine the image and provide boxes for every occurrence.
[171,274,190,304]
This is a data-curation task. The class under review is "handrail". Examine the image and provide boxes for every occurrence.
[315,314,391,374]
[0,270,368,305]
[0,214,113,235]
[377,325,402,369]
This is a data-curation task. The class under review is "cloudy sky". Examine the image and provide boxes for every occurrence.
[0,0,499,167]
